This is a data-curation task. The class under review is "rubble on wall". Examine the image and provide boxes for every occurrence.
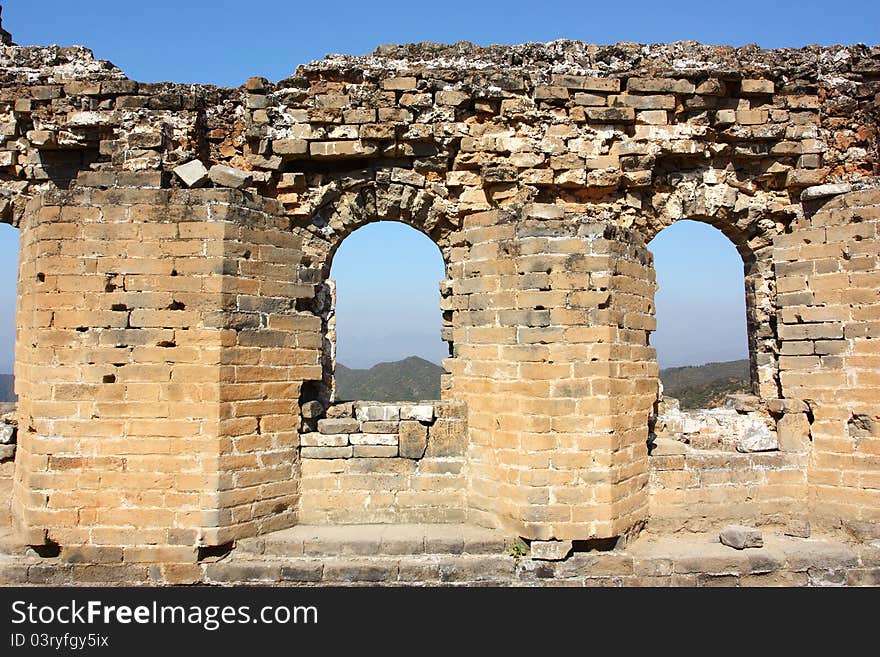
[300,400,466,459]
[650,394,778,453]
[0,402,15,461]
[0,38,877,238]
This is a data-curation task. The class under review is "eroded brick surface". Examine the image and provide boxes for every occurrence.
[0,12,878,567]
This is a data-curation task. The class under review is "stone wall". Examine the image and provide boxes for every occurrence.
[299,401,468,523]
[774,189,880,538]
[649,449,808,533]
[0,22,878,556]
[11,188,316,559]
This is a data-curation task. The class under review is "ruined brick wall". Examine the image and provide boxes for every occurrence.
[774,189,880,538]
[1,28,879,554]
[298,401,468,523]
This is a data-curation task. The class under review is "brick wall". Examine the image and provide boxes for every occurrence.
[774,189,880,538]
[298,401,468,523]
[649,450,808,531]
[2,37,879,554]
[11,188,318,559]
[450,208,656,541]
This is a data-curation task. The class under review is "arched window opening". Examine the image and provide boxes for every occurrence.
[0,223,18,521]
[648,220,778,453]
[649,220,751,409]
[328,221,447,402]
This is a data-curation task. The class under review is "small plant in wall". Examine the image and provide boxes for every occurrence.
[506,538,529,566]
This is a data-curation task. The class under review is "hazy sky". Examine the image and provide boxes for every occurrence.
[648,222,748,368]
[1,1,877,371]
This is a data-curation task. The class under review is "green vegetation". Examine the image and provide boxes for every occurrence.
[506,538,529,565]
[335,356,443,402]
[659,359,751,409]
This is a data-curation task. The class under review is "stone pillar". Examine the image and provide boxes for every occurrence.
[774,189,880,538]
[12,188,315,559]
[451,206,652,541]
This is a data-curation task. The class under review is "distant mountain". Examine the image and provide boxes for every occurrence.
[0,374,13,402]
[0,360,753,409]
[660,359,751,409]
[335,356,444,402]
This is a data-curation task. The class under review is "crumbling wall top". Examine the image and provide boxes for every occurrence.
[304,40,880,87]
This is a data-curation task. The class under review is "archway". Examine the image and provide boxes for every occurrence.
[326,221,448,402]
[298,220,467,524]
[649,219,751,408]
[0,222,18,533]
[325,221,450,401]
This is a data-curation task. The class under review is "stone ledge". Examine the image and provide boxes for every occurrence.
[1,530,877,587]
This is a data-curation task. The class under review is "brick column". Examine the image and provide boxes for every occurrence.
[451,206,652,541]
[12,188,314,560]
[774,189,880,538]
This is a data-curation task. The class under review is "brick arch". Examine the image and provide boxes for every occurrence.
[634,176,797,399]
[645,217,764,398]
[293,178,459,280]
[284,178,464,406]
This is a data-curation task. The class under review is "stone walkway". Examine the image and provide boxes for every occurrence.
[1,520,878,586]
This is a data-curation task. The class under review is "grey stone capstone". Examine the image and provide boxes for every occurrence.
[719,524,763,549]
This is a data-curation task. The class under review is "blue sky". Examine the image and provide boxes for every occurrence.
[1,1,877,371]
[5,1,879,87]
[331,223,447,369]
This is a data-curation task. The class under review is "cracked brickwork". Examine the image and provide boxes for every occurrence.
[0,8,878,559]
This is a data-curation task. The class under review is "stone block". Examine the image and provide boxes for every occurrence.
[349,433,398,446]
[382,77,418,91]
[399,421,428,459]
[719,525,763,549]
[801,183,852,201]
[400,404,434,422]
[273,139,309,157]
[0,424,16,444]
[310,140,378,159]
[584,107,635,123]
[650,437,687,455]
[301,433,349,448]
[352,445,398,457]
[208,164,250,189]
[426,420,466,457]
[361,421,399,433]
[301,446,353,459]
[355,405,400,422]
[627,78,695,94]
[736,421,778,453]
[735,109,768,125]
[436,90,469,106]
[172,160,208,188]
[531,540,573,561]
[776,413,811,453]
[300,400,324,419]
[318,418,360,434]
[740,79,775,95]
[551,75,620,92]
